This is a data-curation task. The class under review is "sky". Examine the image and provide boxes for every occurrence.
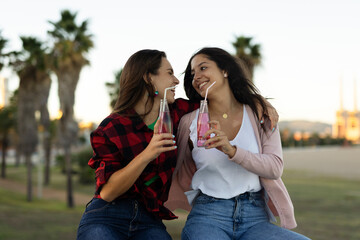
[1,0,359,125]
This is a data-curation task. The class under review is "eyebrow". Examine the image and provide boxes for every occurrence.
[191,61,207,73]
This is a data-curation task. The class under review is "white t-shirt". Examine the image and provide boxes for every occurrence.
[186,105,262,204]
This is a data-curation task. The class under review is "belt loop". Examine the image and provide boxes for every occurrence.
[134,200,139,212]
[248,192,253,201]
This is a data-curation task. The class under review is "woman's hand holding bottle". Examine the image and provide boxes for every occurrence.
[141,119,176,164]
[203,120,236,158]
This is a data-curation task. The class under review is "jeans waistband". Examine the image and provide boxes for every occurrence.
[198,189,263,201]
[233,189,263,200]
[112,197,143,206]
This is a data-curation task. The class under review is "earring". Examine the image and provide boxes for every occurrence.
[224,73,228,78]
[154,90,159,96]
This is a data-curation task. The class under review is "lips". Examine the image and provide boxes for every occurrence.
[167,88,175,96]
[198,81,209,91]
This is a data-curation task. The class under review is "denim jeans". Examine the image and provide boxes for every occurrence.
[182,191,310,240]
[77,198,172,240]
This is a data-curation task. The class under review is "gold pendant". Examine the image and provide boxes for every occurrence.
[222,113,228,119]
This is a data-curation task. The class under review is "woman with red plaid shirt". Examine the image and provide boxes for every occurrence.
[77,49,201,240]
[77,49,277,240]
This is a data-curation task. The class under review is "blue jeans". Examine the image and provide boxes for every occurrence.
[182,191,310,240]
[77,198,172,240]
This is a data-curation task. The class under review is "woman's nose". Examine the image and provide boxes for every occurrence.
[174,76,180,85]
[193,71,201,81]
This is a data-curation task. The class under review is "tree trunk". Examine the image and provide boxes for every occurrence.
[1,135,8,178]
[15,141,21,167]
[64,146,74,207]
[44,132,51,185]
[25,153,33,202]
[35,73,52,185]
[17,73,38,201]
[56,66,81,208]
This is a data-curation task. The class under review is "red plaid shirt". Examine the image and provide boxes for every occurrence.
[88,98,198,220]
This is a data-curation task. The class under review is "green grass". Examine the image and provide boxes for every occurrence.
[0,188,83,240]
[283,170,360,240]
[1,167,360,240]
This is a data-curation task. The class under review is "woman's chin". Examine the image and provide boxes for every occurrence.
[196,90,205,98]
[167,97,175,104]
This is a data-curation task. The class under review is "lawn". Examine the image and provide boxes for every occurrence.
[1,167,360,239]
[0,188,83,240]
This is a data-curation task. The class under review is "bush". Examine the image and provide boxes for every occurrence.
[73,147,94,184]
[55,147,94,184]
[55,154,65,173]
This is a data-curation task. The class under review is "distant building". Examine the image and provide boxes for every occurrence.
[333,78,360,143]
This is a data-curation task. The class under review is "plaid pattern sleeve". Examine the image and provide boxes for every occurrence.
[88,114,127,195]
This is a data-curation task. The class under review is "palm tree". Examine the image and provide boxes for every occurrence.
[9,36,51,201]
[48,10,94,208]
[232,36,262,82]
[106,69,122,110]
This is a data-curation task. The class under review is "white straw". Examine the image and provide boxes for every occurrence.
[163,86,177,111]
[204,81,216,102]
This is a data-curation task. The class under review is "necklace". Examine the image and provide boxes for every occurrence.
[222,113,228,119]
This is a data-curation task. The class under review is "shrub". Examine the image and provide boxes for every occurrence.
[73,147,94,184]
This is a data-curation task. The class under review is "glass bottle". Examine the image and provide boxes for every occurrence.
[158,99,172,134]
[197,100,210,147]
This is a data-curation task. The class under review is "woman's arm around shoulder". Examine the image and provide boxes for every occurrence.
[229,106,283,179]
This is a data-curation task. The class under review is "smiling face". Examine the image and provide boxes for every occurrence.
[150,57,179,104]
[191,54,227,99]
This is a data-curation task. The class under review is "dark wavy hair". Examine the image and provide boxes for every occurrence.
[113,49,166,117]
[184,47,267,122]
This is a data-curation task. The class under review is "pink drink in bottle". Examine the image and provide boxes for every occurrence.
[158,99,173,134]
[197,100,210,147]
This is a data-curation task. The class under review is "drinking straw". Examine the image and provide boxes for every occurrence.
[204,81,216,102]
[163,86,177,111]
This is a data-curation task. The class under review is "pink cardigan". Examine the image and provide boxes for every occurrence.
[165,105,297,229]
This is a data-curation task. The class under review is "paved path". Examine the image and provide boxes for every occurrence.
[284,146,360,180]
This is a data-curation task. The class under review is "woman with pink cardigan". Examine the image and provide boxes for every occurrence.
[165,47,310,240]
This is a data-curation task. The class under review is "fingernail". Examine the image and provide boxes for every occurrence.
[272,127,275,132]
[172,135,175,138]
[260,119,264,124]
[174,146,177,149]
[173,140,176,144]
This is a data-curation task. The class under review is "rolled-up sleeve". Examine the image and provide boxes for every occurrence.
[88,129,123,195]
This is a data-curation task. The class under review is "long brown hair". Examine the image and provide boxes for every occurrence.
[184,47,268,127]
[113,49,166,117]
